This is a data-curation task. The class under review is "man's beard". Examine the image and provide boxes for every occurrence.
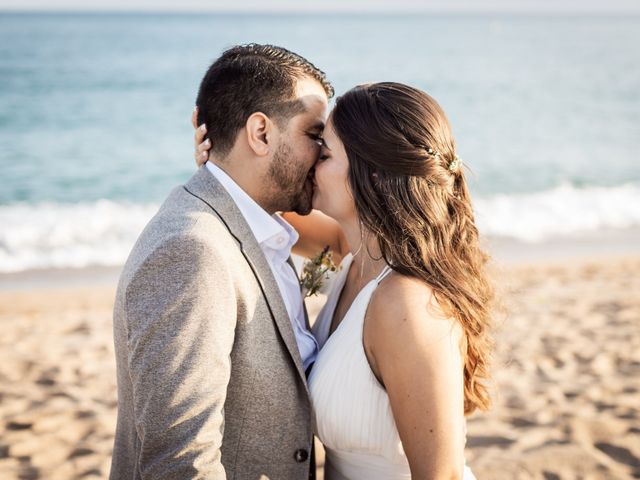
[266,141,314,215]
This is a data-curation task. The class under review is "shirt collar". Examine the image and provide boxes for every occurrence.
[206,162,297,251]
[268,213,300,254]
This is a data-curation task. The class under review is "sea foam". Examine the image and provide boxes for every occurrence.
[1,183,639,273]
[0,200,158,273]
[475,182,640,242]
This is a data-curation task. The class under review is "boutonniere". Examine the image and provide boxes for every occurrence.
[300,246,340,298]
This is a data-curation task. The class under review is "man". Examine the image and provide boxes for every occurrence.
[110,44,333,479]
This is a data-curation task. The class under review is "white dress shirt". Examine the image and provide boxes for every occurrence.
[206,162,318,369]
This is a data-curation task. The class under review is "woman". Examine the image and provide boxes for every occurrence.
[196,82,493,479]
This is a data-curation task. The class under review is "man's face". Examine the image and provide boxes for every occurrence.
[265,77,329,215]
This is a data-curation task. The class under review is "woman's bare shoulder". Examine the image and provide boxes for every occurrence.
[366,272,462,346]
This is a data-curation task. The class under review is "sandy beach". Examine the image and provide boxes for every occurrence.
[0,252,639,479]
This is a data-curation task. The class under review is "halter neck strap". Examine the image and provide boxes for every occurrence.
[375,264,393,283]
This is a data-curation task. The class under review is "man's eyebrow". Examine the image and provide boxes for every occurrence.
[307,121,325,132]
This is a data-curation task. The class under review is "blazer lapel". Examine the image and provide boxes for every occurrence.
[287,256,311,330]
[184,167,309,390]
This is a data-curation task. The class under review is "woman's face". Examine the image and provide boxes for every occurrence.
[312,115,357,222]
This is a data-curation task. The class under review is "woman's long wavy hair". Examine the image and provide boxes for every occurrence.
[332,82,494,415]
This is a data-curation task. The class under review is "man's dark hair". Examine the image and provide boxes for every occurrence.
[196,43,334,156]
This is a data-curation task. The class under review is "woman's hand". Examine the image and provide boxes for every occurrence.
[192,107,211,167]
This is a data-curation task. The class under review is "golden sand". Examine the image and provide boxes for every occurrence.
[0,257,638,479]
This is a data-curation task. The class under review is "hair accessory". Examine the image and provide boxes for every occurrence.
[426,147,441,160]
[449,155,462,173]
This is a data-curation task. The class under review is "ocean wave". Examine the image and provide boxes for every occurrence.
[1,183,640,273]
[475,182,640,242]
[0,200,159,273]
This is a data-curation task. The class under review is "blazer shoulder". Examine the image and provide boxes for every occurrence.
[118,187,243,292]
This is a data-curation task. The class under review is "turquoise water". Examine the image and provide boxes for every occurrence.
[1,12,639,271]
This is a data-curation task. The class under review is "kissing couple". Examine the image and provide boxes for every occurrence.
[110,44,494,479]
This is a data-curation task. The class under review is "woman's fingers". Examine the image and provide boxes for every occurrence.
[191,106,199,129]
[197,138,210,154]
[195,123,207,144]
[195,138,210,166]
[192,107,212,166]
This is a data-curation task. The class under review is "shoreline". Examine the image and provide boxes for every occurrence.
[0,265,122,292]
[484,227,640,265]
[1,228,639,292]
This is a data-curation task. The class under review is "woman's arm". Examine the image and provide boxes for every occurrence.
[364,275,467,480]
[281,211,349,262]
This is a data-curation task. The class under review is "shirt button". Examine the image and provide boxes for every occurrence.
[277,236,285,245]
[294,448,309,463]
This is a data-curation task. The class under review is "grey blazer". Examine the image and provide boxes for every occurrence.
[110,167,313,479]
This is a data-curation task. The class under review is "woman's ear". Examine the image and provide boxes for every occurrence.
[245,112,276,156]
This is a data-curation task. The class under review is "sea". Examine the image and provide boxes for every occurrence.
[1,11,639,272]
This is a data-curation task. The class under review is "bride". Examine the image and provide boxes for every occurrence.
[197,82,494,479]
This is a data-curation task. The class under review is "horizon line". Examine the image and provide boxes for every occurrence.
[2,6,640,14]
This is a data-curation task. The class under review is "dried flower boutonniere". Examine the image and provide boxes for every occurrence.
[300,245,340,298]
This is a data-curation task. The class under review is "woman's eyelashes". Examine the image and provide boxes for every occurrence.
[317,142,332,161]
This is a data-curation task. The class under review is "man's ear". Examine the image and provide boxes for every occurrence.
[245,112,276,156]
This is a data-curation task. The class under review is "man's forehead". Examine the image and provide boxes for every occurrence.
[295,76,329,100]
[296,78,328,109]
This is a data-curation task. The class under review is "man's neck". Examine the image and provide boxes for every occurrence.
[209,157,274,215]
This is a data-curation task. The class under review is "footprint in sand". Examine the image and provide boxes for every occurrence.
[510,416,538,428]
[542,472,561,480]
[594,442,640,469]
[6,421,32,431]
[68,447,95,459]
[466,435,516,448]
[35,375,56,386]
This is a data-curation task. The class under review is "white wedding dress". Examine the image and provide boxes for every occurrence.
[308,253,476,480]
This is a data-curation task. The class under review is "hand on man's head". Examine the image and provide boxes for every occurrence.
[193,106,210,167]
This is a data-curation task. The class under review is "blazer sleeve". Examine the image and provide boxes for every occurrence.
[124,232,236,479]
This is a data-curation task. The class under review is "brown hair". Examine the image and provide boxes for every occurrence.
[196,43,334,156]
[332,82,494,415]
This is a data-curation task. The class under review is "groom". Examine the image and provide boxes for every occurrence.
[110,44,332,479]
